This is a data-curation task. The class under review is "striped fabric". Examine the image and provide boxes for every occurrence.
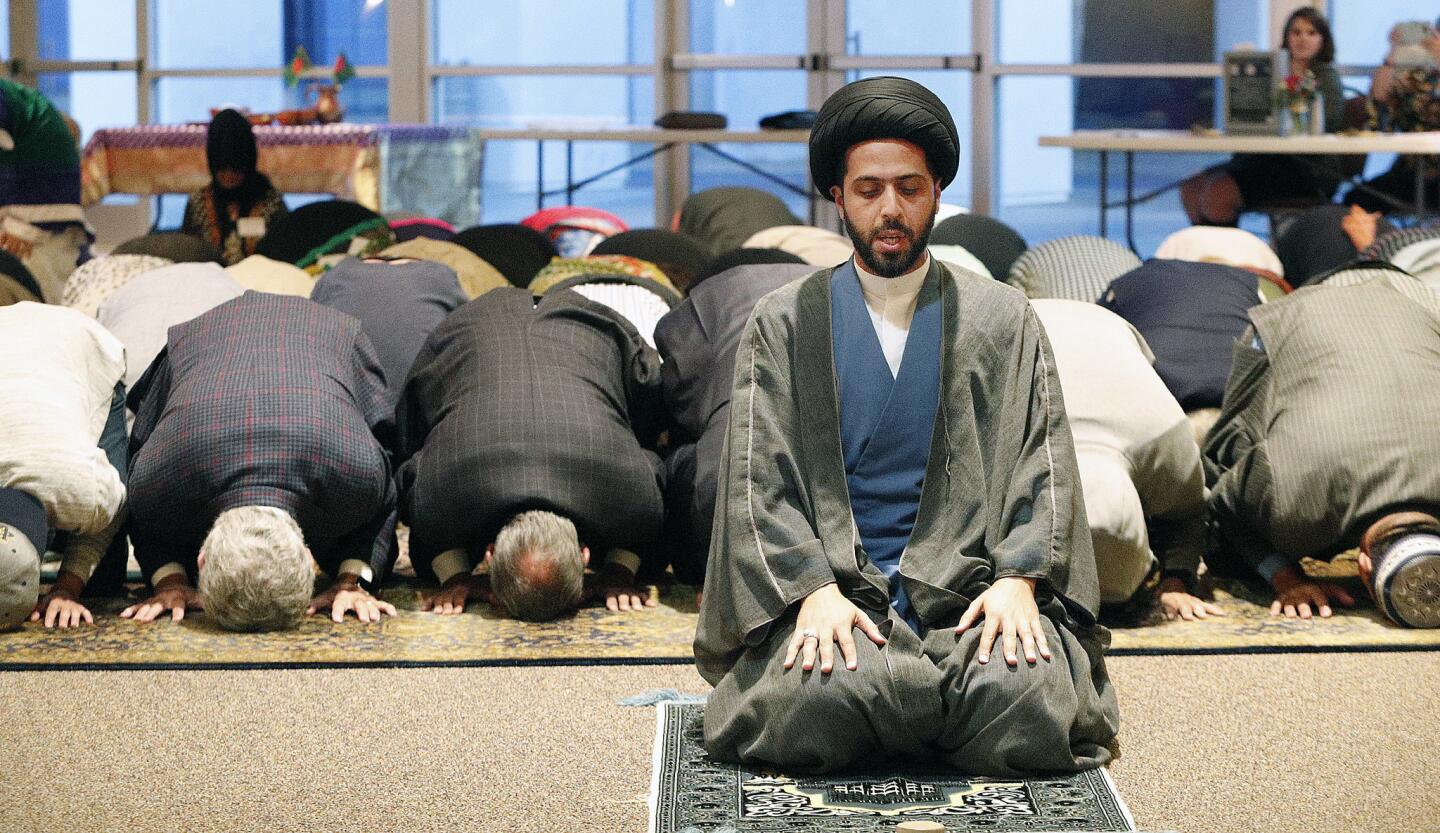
[1206,273,1440,577]
[1318,264,1440,315]
[1006,235,1141,302]
[570,282,674,350]
[1362,223,1440,264]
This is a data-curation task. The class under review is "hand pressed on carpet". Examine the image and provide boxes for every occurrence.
[597,563,657,613]
[32,572,92,628]
[1269,564,1355,619]
[121,574,203,623]
[423,573,485,615]
[1158,577,1226,621]
[308,580,396,623]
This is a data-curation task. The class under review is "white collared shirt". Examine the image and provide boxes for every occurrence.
[854,253,930,378]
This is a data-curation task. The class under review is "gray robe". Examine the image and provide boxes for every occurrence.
[695,260,1119,776]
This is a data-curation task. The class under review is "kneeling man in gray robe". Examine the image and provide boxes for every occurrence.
[695,77,1120,776]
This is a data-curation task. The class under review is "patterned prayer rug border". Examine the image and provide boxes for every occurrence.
[647,702,1138,833]
[3,580,1438,670]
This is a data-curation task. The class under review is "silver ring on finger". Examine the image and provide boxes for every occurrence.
[800,628,818,641]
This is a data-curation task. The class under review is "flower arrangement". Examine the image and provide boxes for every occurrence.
[1275,69,1318,114]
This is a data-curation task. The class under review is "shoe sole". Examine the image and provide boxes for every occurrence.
[1376,550,1440,629]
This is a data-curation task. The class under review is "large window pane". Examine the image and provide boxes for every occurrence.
[996,75,1226,257]
[151,0,283,68]
[38,72,138,143]
[690,0,805,55]
[151,1,383,69]
[1000,0,1257,64]
[1213,0,1270,56]
[153,77,285,123]
[846,0,969,56]
[687,70,808,217]
[849,70,973,210]
[434,0,653,66]
[1330,1,1426,66]
[287,0,386,66]
[433,75,655,228]
[39,0,136,60]
[434,74,653,128]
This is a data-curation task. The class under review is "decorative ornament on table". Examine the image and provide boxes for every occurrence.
[282,45,313,88]
[310,53,354,125]
[1274,69,1321,136]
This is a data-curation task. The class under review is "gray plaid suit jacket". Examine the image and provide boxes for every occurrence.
[396,287,666,580]
[127,292,398,585]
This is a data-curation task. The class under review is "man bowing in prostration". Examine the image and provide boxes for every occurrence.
[695,77,1120,775]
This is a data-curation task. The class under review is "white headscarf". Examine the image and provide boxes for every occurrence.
[1155,227,1283,276]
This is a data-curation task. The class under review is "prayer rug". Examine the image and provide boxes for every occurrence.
[8,551,1438,669]
[648,702,1135,833]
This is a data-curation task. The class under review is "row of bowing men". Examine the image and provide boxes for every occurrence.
[3,218,1439,635]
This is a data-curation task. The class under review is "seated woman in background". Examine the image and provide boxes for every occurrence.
[1344,22,1440,213]
[181,109,287,266]
[1180,7,1344,225]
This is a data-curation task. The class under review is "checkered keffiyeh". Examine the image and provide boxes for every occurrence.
[1006,235,1142,303]
[126,292,397,583]
[1362,224,1440,264]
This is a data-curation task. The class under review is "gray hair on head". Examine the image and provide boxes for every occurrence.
[490,510,584,622]
[199,506,313,632]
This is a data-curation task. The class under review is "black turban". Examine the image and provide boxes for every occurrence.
[931,214,1029,281]
[809,76,959,196]
[591,229,711,294]
[255,200,390,266]
[452,224,558,288]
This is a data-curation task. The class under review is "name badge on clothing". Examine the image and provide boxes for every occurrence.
[236,217,266,238]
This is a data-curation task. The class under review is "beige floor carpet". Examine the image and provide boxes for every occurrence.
[0,652,1435,833]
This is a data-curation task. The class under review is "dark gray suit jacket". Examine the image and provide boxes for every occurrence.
[396,287,666,580]
[654,264,813,582]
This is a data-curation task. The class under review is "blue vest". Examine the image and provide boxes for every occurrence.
[831,260,942,628]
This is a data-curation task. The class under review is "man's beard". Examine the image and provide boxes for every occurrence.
[843,208,936,278]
